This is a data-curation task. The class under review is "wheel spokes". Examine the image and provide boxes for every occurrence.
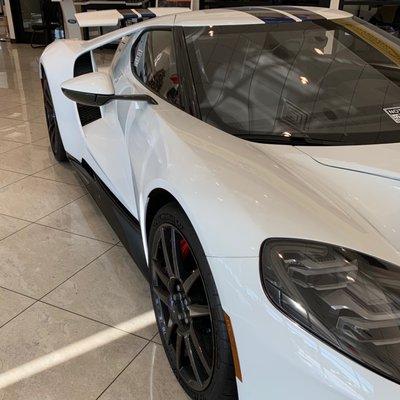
[185,335,202,385]
[165,318,177,344]
[153,259,170,288]
[189,326,211,375]
[160,227,174,277]
[176,332,183,370]
[188,304,210,318]
[183,269,200,293]
[152,223,214,391]
[170,228,181,279]
[153,286,170,306]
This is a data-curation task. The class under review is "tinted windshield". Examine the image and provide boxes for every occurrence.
[184,18,400,145]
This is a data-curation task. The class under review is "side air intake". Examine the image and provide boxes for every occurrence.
[73,52,102,126]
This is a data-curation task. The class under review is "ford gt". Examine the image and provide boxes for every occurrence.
[40,6,400,399]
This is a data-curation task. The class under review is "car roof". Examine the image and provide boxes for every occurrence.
[75,6,353,30]
[174,6,353,27]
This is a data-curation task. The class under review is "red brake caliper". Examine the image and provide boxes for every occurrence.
[179,239,190,260]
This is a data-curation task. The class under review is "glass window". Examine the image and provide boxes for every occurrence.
[342,2,400,37]
[184,18,400,145]
[132,30,182,108]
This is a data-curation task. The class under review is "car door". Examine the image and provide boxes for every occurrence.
[81,36,139,217]
[110,27,193,215]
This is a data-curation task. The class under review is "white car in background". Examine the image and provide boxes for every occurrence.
[40,6,400,400]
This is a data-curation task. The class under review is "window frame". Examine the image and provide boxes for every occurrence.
[130,26,198,116]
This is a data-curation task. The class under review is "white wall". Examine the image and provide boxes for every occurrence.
[330,0,341,9]
[4,0,15,40]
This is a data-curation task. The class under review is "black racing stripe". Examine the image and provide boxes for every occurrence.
[118,9,139,20]
[273,6,326,21]
[234,7,294,24]
[134,8,156,20]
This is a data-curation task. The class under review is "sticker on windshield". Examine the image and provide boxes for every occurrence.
[383,107,400,123]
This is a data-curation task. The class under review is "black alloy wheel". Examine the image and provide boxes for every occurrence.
[42,71,67,162]
[149,203,238,400]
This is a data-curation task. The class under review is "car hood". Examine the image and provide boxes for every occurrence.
[296,143,400,181]
[248,141,400,261]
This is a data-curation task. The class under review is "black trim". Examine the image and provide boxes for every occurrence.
[272,6,327,21]
[73,52,102,126]
[68,155,149,280]
[118,8,138,19]
[174,26,201,119]
[134,8,156,19]
[62,88,158,107]
[233,6,327,24]
[234,7,294,24]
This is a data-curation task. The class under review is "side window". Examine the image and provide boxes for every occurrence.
[131,30,182,108]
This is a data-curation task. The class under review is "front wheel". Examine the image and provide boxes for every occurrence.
[41,70,67,162]
[149,203,238,400]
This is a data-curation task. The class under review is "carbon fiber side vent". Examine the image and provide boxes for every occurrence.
[73,52,102,126]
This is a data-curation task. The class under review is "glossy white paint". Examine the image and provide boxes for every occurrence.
[209,256,400,400]
[175,9,265,27]
[40,7,400,399]
[299,143,400,181]
[75,7,191,28]
[294,5,353,20]
[75,9,124,28]
[62,71,115,95]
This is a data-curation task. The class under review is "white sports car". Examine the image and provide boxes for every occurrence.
[40,5,400,400]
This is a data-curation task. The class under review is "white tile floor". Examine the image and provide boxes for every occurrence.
[0,29,188,400]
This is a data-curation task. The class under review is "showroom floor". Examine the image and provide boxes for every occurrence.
[0,37,188,399]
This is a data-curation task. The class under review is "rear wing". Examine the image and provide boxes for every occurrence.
[75,7,191,27]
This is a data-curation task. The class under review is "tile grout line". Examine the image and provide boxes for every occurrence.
[0,159,58,177]
[95,340,152,400]
[0,151,86,190]
[29,192,88,222]
[0,211,36,224]
[0,117,45,125]
[33,221,117,246]
[0,244,116,332]
[36,243,117,301]
[0,285,38,302]
[0,122,47,144]
[0,156,60,191]
[0,136,47,147]
[0,173,27,191]
[0,300,40,330]
[0,192,88,244]
[0,171,85,191]
[39,300,156,342]
[30,174,87,188]
[0,208,117,247]
[0,159,116,246]
[0,141,25,155]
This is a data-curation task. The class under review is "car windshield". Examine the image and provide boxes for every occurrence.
[184,17,400,145]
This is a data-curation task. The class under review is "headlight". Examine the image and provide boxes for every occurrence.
[260,238,400,383]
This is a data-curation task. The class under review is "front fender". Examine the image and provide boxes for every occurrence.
[136,106,400,264]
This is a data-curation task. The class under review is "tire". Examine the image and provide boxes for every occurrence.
[41,70,67,162]
[148,203,238,400]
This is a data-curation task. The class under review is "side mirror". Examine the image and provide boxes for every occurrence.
[61,72,157,106]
